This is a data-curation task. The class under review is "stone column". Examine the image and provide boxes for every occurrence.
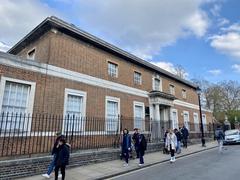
[149,104,154,120]
[155,104,160,121]
[168,107,172,129]
[155,104,161,140]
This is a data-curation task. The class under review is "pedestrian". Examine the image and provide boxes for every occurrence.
[181,125,189,148]
[42,132,64,179]
[122,128,131,166]
[133,128,147,166]
[165,129,177,163]
[132,128,140,158]
[163,129,169,154]
[164,129,169,144]
[174,128,182,154]
[54,138,70,180]
[215,125,224,153]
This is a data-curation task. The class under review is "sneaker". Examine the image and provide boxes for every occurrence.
[42,174,50,178]
[123,163,129,167]
[172,157,176,162]
[58,174,62,178]
[138,163,144,167]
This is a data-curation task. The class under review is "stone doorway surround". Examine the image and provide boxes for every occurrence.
[149,91,176,140]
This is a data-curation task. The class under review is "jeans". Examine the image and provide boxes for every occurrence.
[55,165,65,180]
[139,151,144,164]
[123,150,129,164]
[218,139,223,152]
[170,144,175,157]
[47,154,56,175]
[182,138,188,148]
[176,141,181,153]
[135,146,140,158]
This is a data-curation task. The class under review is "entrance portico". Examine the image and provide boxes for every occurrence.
[149,91,176,141]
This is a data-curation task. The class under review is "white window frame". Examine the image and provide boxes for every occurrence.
[27,47,36,60]
[202,114,207,132]
[134,71,142,85]
[0,77,36,134]
[183,111,190,130]
[108,61,118,78]
[182,89,187,99]
[63,88,87,133]
[171,109,178,129]
[169,84,175,95]
[152,76,162,91]
[193,112,199,132]
[133,101,145,131]
[105,96,120,132]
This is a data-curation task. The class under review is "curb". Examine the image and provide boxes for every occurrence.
[96,145,218,180]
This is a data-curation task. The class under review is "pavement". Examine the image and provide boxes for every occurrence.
[110,144,240,180]
[19,141,218,180]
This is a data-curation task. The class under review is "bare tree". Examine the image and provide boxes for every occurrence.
[218,81,240,112]
[192,79,240,123]
[174,64,188,79]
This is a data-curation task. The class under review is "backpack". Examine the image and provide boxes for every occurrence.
[141,134,147,151]
[215,129,224,139]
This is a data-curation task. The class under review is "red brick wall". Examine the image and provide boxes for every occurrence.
[16,29,199,106]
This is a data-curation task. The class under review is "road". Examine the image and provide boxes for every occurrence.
[110,145,240,180]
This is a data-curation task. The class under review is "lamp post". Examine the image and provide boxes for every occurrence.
[197,87,206,147]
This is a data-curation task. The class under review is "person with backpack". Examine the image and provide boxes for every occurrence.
[132,128,140,158]
[122,128,131,167]
[134,129,147,166]
[174,128,182,154]
[54,138,70,180]
[165,129,177,163]
[42,132,64,179]
[215,126,225,153]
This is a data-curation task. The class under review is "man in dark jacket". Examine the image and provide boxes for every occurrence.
[181,126,189,148]
[122,128,131,166]
[132,128,140,158]
[55,138,70,180]
[174,128,182,154]
[215,126,224,153]
[137,132,147,166]
[42,132,65,178]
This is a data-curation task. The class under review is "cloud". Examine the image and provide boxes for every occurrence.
[221,23,240,32]
[232,64,240,73]
[0,0,212,60]
[151,61,176,74]
[73,0,210,59]
[150,61,189,79]
[210,32,240,59]
[0,41,10,52]
[0,0,57,46]
[217,18,230,27]
[208,69,222,76]
[210,4,221,17]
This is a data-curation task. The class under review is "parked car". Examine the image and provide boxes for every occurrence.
[223,129,240,145]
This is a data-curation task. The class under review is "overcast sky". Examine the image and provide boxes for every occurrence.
[0,0,240,83]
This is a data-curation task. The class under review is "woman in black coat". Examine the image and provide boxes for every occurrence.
[122,128,131,166]
[137,133,147,166]
[54,138,70,180]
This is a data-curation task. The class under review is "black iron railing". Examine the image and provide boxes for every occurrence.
[0,112,215,158]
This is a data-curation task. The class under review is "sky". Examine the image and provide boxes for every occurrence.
[0,0,240,83]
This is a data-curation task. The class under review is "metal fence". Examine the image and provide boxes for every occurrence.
[0,112,215,158]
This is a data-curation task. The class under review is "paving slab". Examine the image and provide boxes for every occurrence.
[19,141,218,180]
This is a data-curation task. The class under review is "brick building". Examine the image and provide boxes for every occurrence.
[0,16,213,156]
